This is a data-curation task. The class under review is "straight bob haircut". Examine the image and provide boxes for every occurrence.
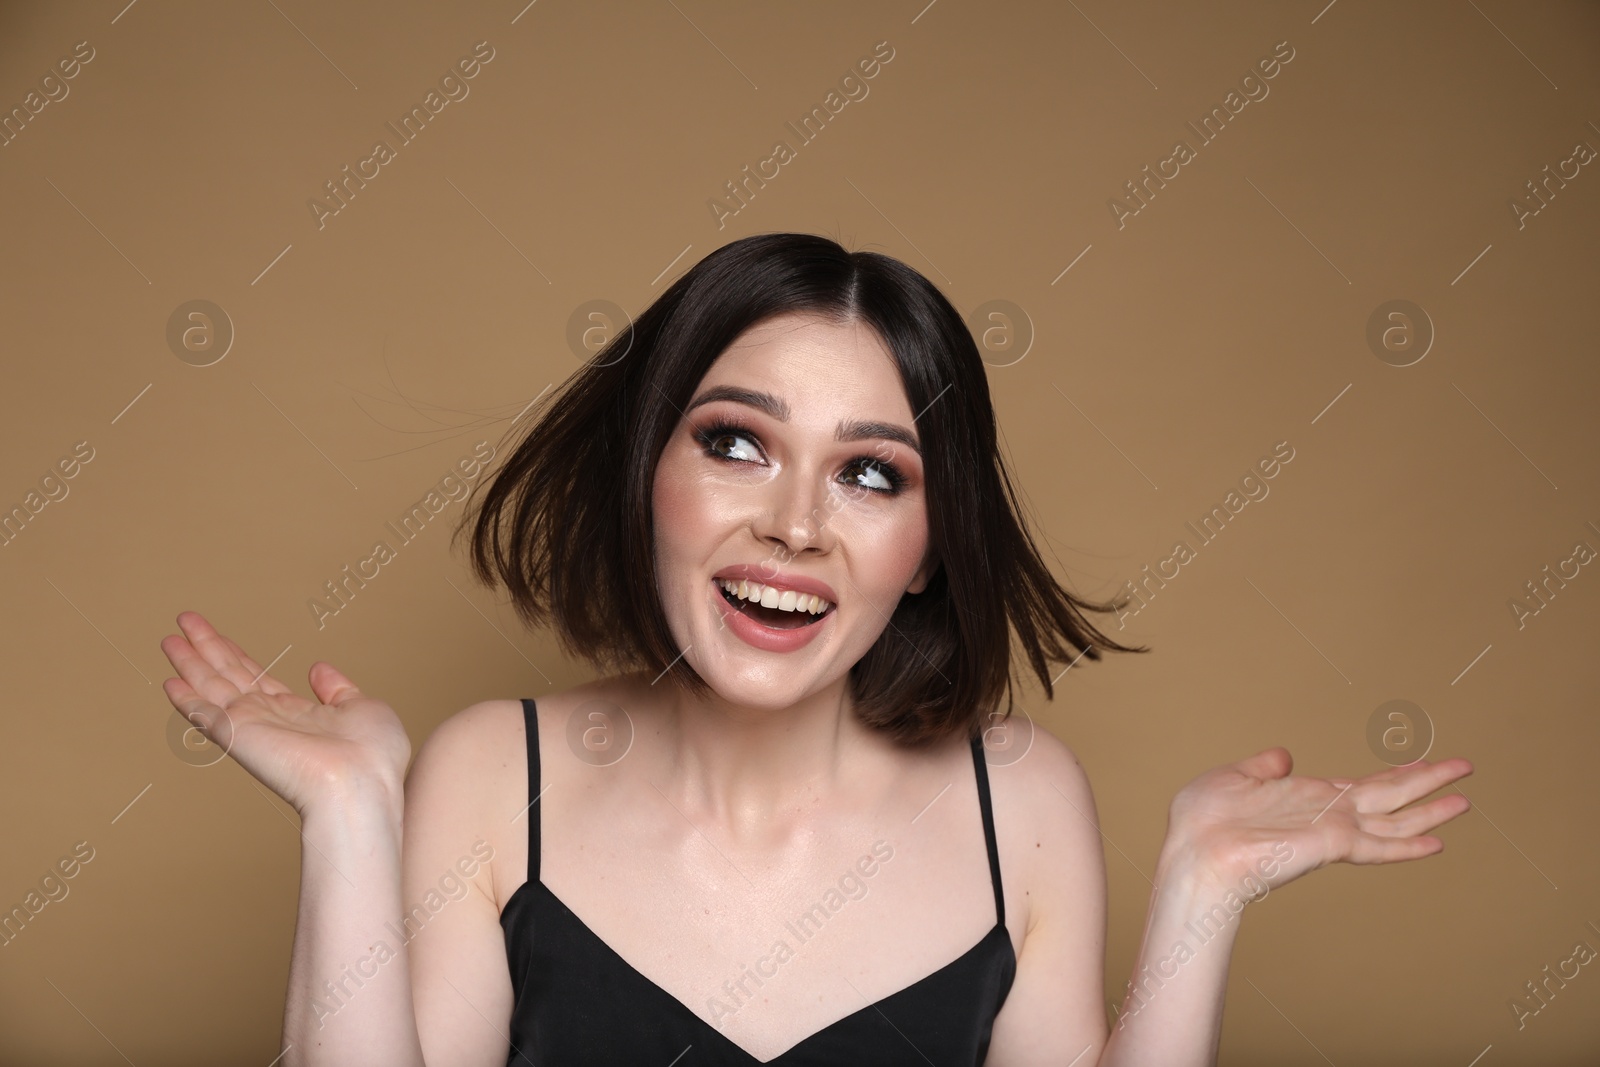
[456,232,1145,746]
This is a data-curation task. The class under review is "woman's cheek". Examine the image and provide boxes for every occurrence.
[652,455,692,532]
[882,526,932,589]
[827,502,926,591]
[654,454,740,572]
[654,442,714,516]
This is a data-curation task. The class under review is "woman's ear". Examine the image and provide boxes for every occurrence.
[906,548,940,594]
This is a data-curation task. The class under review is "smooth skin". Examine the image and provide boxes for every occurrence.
[159,314,1472,1066]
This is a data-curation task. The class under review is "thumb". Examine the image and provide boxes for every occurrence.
[1235,746,1293,780]
[308,661,364,707]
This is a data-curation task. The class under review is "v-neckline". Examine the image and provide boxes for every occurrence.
[512,877,1012,1064]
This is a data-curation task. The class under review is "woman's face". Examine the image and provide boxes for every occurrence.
[651,310,936,708]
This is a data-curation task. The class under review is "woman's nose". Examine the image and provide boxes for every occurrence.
[752,466,837,557]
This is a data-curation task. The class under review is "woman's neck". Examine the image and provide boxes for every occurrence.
[626,670,896,845]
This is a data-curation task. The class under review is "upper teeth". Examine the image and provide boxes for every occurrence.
[718,578,833,615]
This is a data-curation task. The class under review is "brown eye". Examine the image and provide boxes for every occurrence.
[696,423,762,463]
[841,457,906,495]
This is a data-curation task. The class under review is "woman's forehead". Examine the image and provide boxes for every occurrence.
[725,309,880,350]
[707,314,899,386]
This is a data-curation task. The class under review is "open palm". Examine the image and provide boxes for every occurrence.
[158,611,411,815]
[1163,747,1474,893]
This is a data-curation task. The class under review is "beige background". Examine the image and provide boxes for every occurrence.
[2,1,1597,1063]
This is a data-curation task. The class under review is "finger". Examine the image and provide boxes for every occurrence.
[308,660,364,708]
[216,631,293,696]
[160,631,247,710]
[1351,758,1475,814]
[1331,762,1421,796]
[176,611,262,693]
[1359,793,1472,837]
[162,675,220,731]
[1344,832,1445,865]
[1236,746,1293,780]
[1363,756,1471,786]
[163,676,239,754]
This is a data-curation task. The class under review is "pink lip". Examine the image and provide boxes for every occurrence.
[710,563,838,605]
[710,578,833,653]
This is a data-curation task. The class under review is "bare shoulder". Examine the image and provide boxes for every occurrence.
[989,720,1097,813]
[980,719,1103,934]
[405,677,650,903]
[415,696,528,760]
[410,673,639,782]
[982,717,1112,1057]
[406,697,530,827]
[403,697,529,867]
[400,694,539,1063]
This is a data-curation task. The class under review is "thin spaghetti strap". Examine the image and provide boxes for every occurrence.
[521,698,540,884]
[969,735,1005,929]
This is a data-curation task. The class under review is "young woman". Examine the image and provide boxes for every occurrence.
[159,232,1472,1066]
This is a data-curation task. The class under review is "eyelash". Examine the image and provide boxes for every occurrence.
[692,419,909,495]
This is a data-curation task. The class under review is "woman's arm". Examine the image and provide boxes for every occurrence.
[1105,746,1472,1065]
[985,739,1471,1066]
[159,612,512,1067]
[279,703,518,1066]
[1092,847,1244,1064]
[280,778,425,1065]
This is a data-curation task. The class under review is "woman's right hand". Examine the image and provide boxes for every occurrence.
[159,611,412,816]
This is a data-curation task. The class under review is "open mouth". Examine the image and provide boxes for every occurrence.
[715,579,834,631]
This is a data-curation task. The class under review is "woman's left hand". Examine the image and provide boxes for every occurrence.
[1158,747,1474,895]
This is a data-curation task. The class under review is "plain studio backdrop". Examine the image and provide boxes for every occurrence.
[1,1,1597,1064]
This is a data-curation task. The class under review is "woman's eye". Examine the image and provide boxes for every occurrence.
[698,423,904,494]
[842,458,897,493]
[706,430,761,463]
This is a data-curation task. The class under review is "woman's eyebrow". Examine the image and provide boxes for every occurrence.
[685,385,922,457]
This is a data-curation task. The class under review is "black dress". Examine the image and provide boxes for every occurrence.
[500,698,1017,1064]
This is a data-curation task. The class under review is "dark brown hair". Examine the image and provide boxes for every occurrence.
[455,232,1145,745]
